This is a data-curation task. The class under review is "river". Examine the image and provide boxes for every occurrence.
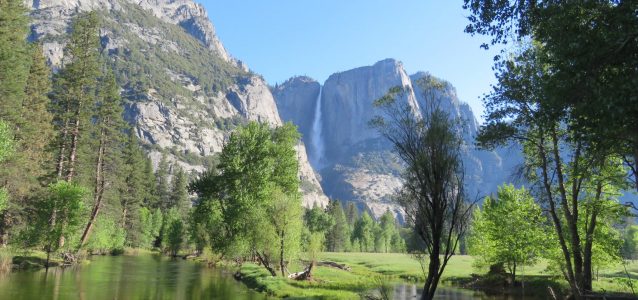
[0,255,539,299]
[0,255,265,300]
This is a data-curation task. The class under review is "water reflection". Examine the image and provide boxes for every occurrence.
[0,255,265,300]
[392,284,540,300]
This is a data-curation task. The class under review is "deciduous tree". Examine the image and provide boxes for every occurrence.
[190,122,302,276]
[371,86,473,300]
[469,185,548,283]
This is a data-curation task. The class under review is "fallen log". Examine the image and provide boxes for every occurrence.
[288,262,314,280]
[317,261,351,271]
[300,260,351,271]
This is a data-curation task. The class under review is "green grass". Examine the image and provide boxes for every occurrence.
[236,252,638,299]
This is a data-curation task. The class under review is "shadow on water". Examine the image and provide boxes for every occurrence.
[392,284,541,300]
[0,255,267,300]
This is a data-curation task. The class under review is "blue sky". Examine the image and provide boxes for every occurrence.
[200,1,499,122]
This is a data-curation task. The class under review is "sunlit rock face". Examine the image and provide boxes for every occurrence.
[28,0,328,207]
[275,59,523,220]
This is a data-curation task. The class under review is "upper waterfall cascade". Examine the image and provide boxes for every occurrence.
[310,86,324,169]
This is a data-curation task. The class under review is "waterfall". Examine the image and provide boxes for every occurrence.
[310,85,324,169]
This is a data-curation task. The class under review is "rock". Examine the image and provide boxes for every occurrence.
[272,76,321,142]
[28,0,329,208]
[226,76,282,126]
[320,58,419,162]
[274,59,523,219]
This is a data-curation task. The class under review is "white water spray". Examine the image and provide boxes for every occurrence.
[310,85,324,169]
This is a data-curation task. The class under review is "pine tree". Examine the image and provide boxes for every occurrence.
[326,201,351,252]
[0,121,14,222]
[120,132,146,246]
[378,209,396,253]
[170,166,189,216]
[346,202,358,229]
[0,1,53,246]
[155,152,170,211]
[79,70,127,247]
[143,157,159,209]
[352,211,374,252]
[0,0,29,127]
[0,45,55,245]
[51,12,100,181]
[20,44,54,181]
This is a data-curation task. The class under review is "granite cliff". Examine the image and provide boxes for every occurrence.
[27,0,329,207]
[274,59,522,218]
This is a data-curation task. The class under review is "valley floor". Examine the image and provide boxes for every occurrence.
[4,249,637,299]
[237,252,638,299]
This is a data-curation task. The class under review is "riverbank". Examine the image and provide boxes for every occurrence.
[0,247,157,273]
[4,249,637,299]
[234,253,638,299]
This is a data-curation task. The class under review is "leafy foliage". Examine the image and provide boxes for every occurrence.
[469,185,548,282]
[34,181,86,254]
[325,201,351,252]
[0,121,13,165]
[163,208,184,256]
[190,122,302,275]
[85,214,126,254]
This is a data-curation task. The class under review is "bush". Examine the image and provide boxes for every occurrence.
[86,215,126,254]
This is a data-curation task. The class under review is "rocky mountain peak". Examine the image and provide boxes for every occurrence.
[321,58,418,163]
[27,0,238,68]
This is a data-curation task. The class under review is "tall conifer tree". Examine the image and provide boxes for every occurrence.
[155,153,170,211]
[79,70,126,247]
[52,12,100,181]
[0,0,29,127]
[170,166,189,216]
[120,132,146,245]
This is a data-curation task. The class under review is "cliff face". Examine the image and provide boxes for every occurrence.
[28,0,328,207]
[320,59,419,163]
[28,0,235,66]
[271,76,320,145]
[274,59,522,218]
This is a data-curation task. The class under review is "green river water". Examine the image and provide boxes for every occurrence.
[0,255,532,300]
[0,255,265,300]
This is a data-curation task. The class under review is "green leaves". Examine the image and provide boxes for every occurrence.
[469,185,549,281]
[0,121,14,163]
[34,181,87,252]
[190,121,303,267]
[0,0,29,126]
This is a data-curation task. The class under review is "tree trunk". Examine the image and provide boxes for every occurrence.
[550,127,585,299]
[79,197,101,248]
[279,231,286,277]
[583,183,602,293]
[421,225,443,300]
[45,249,51,270]
[56,119,69,178]
[65,116,80,181]
[288,261,314,280]
[79,129,105,247]
[120,206,127,228]
[422,252,441,300]
[255,251,277,277]
[537,134,579,297]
